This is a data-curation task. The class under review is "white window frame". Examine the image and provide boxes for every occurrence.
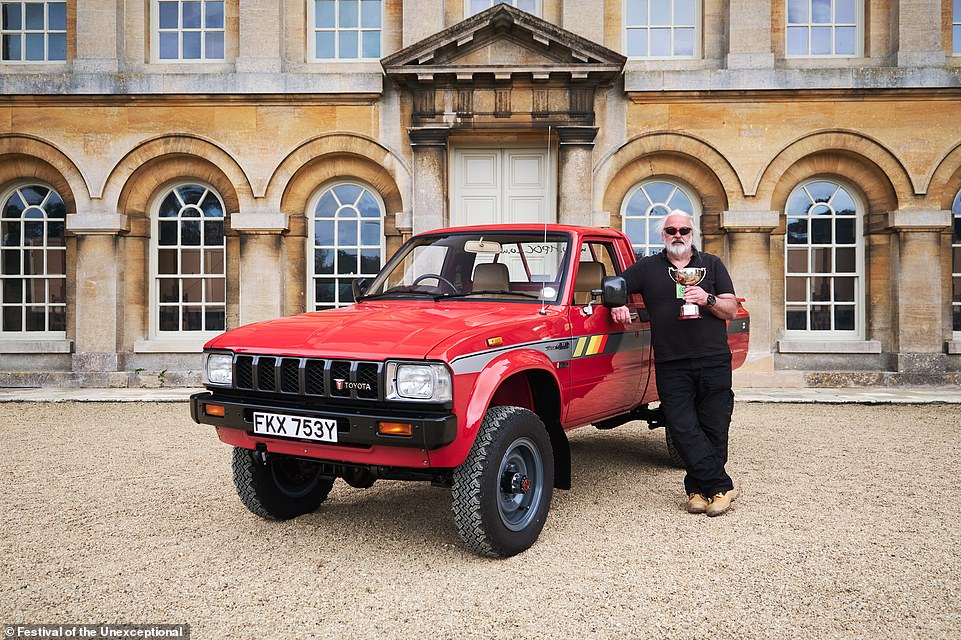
[150,0,226,63]
[782,178,865,340]
[952,189,961,335]
[307,180,386,310]
[953,0,961,56]
[623,0,701,60]
[785,0,863,58]
[0,182,67,339]
[620,178,700,258]
[148,181,226,341]
[466,0,541,17]
[0,0,67,63]
[307,0,384,62]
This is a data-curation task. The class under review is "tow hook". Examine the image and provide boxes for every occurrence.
[253,444,268,466]
[501,470,531,495]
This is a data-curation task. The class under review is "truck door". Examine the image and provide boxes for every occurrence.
[564,239,650,426]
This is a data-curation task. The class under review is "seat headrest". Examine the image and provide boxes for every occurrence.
[574,262,606,292]
[473,262,510,291]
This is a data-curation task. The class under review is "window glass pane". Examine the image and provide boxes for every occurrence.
[832,189,856,215]
[49,3,66,30]
[204,249,224,274]
[516,0,536,13]
[835,26,855,55]
[315,219,334,244]
[24,221,43,245]
[787,26,807,55]
[836,0,856,23]
[338,249,358,274]
[182,31,202,59]
[25,306,45,331]
[811,26,832,54]
[626,29,647,57]
[338,280,352,303]
[46,306,63,331]
[361,30,379,58]
[625,0,648,26]
[2,3,22,29]
[159,220,177,245]
[316,280,335,302]
[205,31,224,58]
[179,185,205,206]
[48,33,66,60]
[645,182,674,204]
[786,218,808,244]
[786,277,807,302]
[360,220,380,246]
[338,219,357,244]
[810,305,831,330]
[3,278,22,302]
[182,307,203,331]
[787,248,807,273]
[835,218,855,244]
[624,218,644,245]
[834,306,855,331]
[182,2,202,28]
[806,181,835,202]
[24,2,43,29]
[335,184,362,205]
[1,249,21,275]
[835,247,855,272]
[205,1,224,28]
[811,248,831,273]
[205,308,225,330]
[835,277,855,302]
[361,0,381,27]
[2,221,20,246]
[674,28,694,56]
[2,306,21,331]
[49,278,65,304]
[206,278,225,303]
[316,30,335,58]
[668,188,692,211]
[158,249,177,274]
[786,307,806,330]
[809,277,829,301]
[674,0,694,24]
[181,249,201,274]
[315,0,335,27]
[315,249,334,274]
[811,0,831,23]
[160,32,179,59]
[159,2,179,28]
[356,192,379,218]
[181,219,201,245]
[650,28,671,55]
[47,249,64,273]
[159,279,179,303]
[340,0,359,27]
[360,249,380,274]
[470,0,489,15]
[159,306,179,331]
[787,0,808,23]
[203,220,224,246]
[650,0,670,25]
[3,34,22,60]
[182,278,203,303]
[46,221,65,246]
[953,26,961,55]
[24,33,43,60]
[811,218,831,244]
[338,30,358,57]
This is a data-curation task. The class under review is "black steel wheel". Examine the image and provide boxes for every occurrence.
[451,406,554,558]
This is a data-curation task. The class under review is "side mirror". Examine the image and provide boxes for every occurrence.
[601,276,628,308]
[352,277,371,302]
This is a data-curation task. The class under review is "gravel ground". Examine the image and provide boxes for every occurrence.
[1,402,959,640]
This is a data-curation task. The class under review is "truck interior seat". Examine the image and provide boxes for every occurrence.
[573,262,606,305]
[472,262,510,292]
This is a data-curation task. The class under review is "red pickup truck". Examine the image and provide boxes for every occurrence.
[190,224,749,557]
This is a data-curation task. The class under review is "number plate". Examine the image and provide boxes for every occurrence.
[252,412,338,443]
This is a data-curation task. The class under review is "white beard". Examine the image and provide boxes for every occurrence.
[666,239,690,259]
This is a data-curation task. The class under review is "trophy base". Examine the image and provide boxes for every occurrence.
[677,303,702,320]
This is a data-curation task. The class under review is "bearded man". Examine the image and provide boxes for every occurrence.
[611,210,740,516]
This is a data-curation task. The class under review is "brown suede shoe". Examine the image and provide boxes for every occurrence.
[686,493,710,514]
[706,488,738,517]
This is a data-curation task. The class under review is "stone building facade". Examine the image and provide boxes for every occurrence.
[1,0,960,387]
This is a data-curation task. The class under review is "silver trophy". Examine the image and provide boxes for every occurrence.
[668,267,707,320]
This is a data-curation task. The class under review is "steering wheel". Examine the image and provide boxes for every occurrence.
[411,273,457,293]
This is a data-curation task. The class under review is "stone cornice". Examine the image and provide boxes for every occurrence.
[721,210,779,232]
[229,212,288,233]
[886,209,952,231]
[66,213,129,235]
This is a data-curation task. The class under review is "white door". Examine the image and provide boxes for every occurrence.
[451,147,555,227]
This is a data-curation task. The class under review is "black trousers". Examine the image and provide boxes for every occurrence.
[655,353,735,496]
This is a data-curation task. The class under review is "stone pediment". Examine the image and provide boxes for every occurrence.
[382,3,625,86]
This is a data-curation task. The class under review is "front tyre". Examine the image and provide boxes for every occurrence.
[232,447,335,520]
[451,406,554,558]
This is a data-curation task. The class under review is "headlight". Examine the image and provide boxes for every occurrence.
[386,362,452,402]
[204,353,233,386]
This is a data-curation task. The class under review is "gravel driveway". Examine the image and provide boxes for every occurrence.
[2,402,959,639]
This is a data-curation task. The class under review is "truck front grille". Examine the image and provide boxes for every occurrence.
[233,355,383,401]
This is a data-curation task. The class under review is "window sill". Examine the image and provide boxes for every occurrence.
[134,338,211,354]
[0,339,72,354]
[947,340,961,355]
[777,339,881,354]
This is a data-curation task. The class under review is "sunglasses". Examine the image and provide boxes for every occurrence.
[663,227,693,237]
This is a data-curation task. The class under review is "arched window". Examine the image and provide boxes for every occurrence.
[151,183,226,335]
[1,184,67,336]
[620,178,699,258]
[309,182,385,310]
[952,189,961,332]
[784,179,863,338]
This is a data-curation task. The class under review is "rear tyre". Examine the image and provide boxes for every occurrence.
[232,447,335,520]
[451,406,554,558]
[664,428,685,469]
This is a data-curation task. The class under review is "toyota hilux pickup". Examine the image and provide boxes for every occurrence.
[190,224,749,557]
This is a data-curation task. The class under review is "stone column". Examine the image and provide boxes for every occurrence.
[557,126,597,227]
[231,211,288,324]
[74,0,118,73]
[236,0,282,73]
[895,0,945,67]
[721,211,779,360]
[65,212,128,379]
[725,0,774,69]
[887,209,952,375]
[402,0,445,47]
[409,127,449,234]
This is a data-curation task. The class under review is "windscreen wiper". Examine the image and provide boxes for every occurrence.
[437,290,540,301]
[356,287,442,301]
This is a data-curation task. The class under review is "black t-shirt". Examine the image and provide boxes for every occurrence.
[622,247,735,364]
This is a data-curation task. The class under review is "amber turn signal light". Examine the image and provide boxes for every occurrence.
[205,404,225,417]
[486,336,503,347]
[377,421,413,436]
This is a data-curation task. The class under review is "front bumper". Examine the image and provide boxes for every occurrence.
[190,392,458,450]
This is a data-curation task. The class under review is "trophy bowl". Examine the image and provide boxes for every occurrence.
[668,266,707,320]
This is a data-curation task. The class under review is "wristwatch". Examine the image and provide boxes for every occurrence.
[706,294,717,306]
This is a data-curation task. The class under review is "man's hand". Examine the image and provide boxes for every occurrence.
[682,285,710,306]
[611,305,631,323]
